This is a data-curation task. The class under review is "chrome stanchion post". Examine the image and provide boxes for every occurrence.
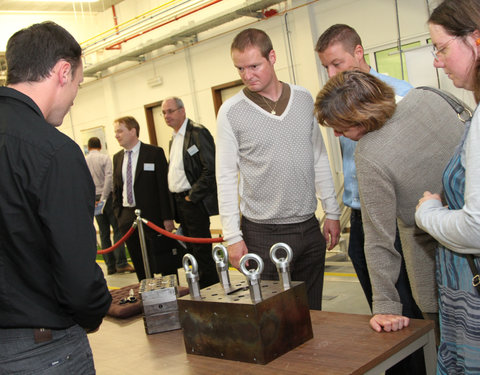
[212,244,231,290]
[239,253,264,303]
[135,209,152,280]
[183,254,201,299]
[269,243,293,290]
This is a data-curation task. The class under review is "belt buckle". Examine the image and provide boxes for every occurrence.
[473,274,480,287]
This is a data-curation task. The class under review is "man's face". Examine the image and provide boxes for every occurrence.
[232,46,276,94]
[317,42,362,78]
[47,61,83,127]
[162,99,186,132]
[114,121,137,150]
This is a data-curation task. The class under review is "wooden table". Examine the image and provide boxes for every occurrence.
[89,311,436,374]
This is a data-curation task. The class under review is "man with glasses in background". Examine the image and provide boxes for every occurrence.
[162,97,219,288]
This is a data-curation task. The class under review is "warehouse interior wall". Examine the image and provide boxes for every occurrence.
[1,0,471,230]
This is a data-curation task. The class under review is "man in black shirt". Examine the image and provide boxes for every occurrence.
[0,22,111,374]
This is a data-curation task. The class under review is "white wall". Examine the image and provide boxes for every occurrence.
[1,0,436,230]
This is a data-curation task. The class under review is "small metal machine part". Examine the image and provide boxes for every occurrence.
[269,242,293,290]
[212,244,231,290]
[183,253,201,299]
[239,253,264,303]
[139,275,182,334]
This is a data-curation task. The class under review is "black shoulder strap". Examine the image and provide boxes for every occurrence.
[416,86,472,123]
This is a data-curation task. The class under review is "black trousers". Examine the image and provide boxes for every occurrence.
[174,194,218,288]
[241,215,326,310]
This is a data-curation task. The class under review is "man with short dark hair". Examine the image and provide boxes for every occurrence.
[216,28,341,310]
[112,116,175,281]
[162,97,219,288]
[0,21,111,373]
[316,24,426,375]
[315,23,418,311]
[86,136,134,275]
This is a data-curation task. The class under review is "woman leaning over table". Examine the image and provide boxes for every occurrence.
[315,70,466,374]
[415,0,480,373]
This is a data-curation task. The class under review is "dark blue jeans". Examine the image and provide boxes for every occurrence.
[0,325,95,374]
[348,209,422,318]
[95,195,128,272]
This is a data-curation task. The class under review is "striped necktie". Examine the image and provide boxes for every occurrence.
[126,150,134,205]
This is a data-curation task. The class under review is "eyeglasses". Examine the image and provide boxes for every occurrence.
[431,36,457,61]
[162,108,181,116]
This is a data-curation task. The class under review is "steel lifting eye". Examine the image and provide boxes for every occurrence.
[269,242,293,265]
[212,244,228,265]
[182,253,198,275]
[239,253,264,277]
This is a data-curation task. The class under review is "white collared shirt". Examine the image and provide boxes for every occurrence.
[168,118,192,193]
[122,140,141,207]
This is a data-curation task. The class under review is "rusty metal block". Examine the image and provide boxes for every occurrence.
[177,280,313,364]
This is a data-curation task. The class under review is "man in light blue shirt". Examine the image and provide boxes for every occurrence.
[316,24,425,375]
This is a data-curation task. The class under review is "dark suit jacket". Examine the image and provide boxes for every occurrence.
[113,142,174,228]
[169,119,218,216]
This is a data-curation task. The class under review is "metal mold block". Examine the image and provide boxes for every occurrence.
[177,280,313,364]
[139,275,181,334]
[143,311,181,334]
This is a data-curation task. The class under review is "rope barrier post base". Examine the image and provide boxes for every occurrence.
[135,209,152,280]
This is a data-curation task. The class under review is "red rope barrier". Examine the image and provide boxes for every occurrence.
[143,219,224,243]
[97,226,136,254]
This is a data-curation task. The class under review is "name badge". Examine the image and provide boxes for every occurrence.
[187,145,199,156]
[144,163,155,171]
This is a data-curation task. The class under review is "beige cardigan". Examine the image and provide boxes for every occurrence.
[355,88,465,315]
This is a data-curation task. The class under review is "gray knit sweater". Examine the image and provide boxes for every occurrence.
[216,84,340,244]
[355,88,465,315]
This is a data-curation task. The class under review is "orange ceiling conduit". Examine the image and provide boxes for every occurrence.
[105,0,223,50]
[81,0,223,55]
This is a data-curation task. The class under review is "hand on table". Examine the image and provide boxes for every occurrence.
[370,314,410,333]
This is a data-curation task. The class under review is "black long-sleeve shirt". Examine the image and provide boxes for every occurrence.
[0,86,111,330]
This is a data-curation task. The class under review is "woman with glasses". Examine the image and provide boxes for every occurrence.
[314,71,464,369]
[415,0,480,373]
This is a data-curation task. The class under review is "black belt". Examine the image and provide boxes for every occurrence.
[173,191,189,198]
[351,209,362,218]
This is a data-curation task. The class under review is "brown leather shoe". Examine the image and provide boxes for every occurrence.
[116,264,135,273]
